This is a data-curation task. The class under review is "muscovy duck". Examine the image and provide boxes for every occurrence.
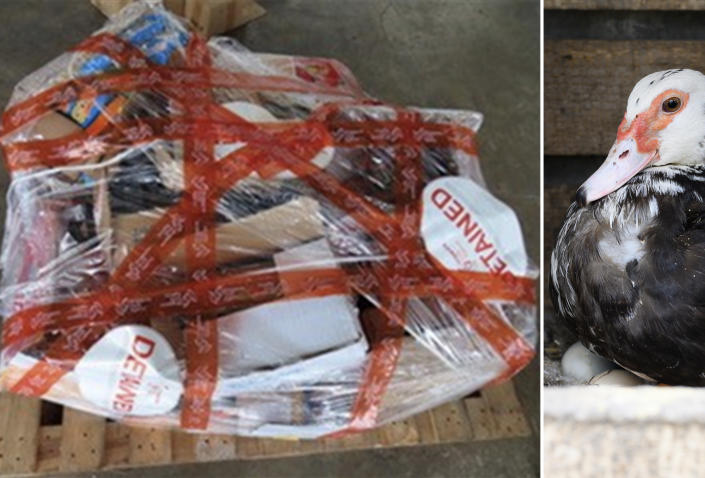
[551,69,705,385]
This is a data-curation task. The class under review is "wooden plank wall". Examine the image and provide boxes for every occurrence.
[544,1,705,313]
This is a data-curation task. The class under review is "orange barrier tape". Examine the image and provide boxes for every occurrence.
[3,118,475,172]
[347,111,422,430]
[2,263,530,354]
[180,36,218,429]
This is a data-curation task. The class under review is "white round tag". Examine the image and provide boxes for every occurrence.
[421,177,529,276]
[74,325,183,416]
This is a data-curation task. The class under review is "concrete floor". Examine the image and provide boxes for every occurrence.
[0,0,539,476]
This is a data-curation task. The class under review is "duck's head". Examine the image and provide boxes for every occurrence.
[577,69,705,206]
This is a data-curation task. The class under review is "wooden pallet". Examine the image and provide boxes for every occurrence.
[0,381,531,476]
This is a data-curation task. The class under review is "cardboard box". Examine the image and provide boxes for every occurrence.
[91,0,185,16]
[90,0,265,36]
[30,112,82,140]
[91,0,134,17]
[112,197,325,269]
[185,0,265,37]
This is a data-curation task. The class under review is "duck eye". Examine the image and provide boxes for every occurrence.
[662,96,682,113]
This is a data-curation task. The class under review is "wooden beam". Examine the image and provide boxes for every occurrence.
[128,426,172,466]
[481,383,532,439]
[431,401,473,442]
[0,394,41,475]
[59,408,106,472]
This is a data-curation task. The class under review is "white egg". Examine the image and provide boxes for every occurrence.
[561,342,617,382]
[588,369,644,386]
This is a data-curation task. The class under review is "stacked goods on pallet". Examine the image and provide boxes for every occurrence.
[0,1,537,441]
[91,0,186,16]
[91,0,266,36]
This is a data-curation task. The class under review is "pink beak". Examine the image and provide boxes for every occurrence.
[576,137,658,207]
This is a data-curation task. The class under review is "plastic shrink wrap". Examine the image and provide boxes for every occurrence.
[0,2,537,437]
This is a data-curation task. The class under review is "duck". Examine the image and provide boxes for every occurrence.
[551,68,705,386]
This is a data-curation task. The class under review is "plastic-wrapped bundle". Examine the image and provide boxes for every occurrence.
[0,1,537,437]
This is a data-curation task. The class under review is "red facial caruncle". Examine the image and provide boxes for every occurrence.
[576,88,689,206]
[616,89,688,154]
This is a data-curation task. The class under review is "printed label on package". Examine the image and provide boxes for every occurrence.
[421,177,529,276]
[74,325,183,416]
